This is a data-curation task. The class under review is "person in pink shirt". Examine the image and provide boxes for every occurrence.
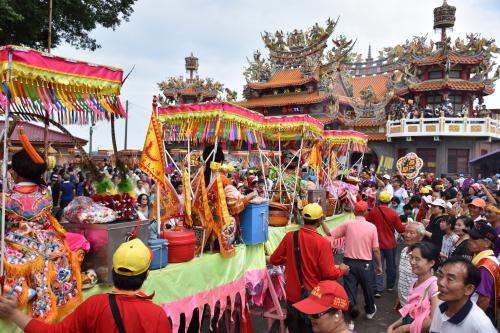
[322,201,382,320]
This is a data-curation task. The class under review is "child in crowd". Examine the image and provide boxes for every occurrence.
[390,197,404,215]
[399,204,414,224]
[439,216,458,259]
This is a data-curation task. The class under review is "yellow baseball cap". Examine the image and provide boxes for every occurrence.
[378,191,392,203]
[113,239,152,276]
[419,187,430,194]
[303,203,323,220]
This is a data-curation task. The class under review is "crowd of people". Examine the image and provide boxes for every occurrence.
[389,99,493,121]
[0,148,499,333]
[268,169,500,333]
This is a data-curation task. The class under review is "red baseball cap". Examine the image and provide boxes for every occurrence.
[354,200,368,214]
[293,280,349,315]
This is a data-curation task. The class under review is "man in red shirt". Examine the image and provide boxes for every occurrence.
[0,238,172,333]
[268,203,348,333]
[366,191,405,297]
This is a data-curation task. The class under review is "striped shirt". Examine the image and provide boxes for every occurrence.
[398,246,416,306]
[441,233,459,259]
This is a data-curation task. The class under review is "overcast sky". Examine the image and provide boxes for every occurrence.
[54,0,500,151]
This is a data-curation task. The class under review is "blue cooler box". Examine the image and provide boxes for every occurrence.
[240,202,269,245]
[148,239,168,270]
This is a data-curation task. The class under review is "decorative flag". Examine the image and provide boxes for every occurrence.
[206,175,236,258]
[151,179,181,223]
[139,109,167,189]
[308,141,322,181]
[182,167,192,227]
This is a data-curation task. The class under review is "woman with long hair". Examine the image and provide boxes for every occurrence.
[450,216,474,261]
[387,242,440,333]
[136,193,150,221]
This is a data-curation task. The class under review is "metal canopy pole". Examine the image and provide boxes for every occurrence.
[1,49,13,280]
[257,147,269,198]
[288,132,304,224]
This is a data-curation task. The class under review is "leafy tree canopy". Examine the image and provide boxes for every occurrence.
[0,0,137,51]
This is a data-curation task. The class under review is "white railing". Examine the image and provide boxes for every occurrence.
[386,114,500,139]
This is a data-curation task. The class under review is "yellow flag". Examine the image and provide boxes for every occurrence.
[139,109,167,189]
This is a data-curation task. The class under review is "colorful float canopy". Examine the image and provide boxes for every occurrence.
[0,45,125,125]
[158,102,324,146]
[263,115,324,141]
[159,102,266,146]
[323,130,368,153]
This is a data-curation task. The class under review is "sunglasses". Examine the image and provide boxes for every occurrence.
[309,309,336,319]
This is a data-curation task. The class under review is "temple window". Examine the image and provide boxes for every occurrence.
[449,94,463,113]
[426,95,442,110]
[417,148,437,173]
[448,149,469,174]
[429,70,443,79]
[449,70,461,79]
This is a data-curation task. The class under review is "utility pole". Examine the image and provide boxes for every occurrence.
[124,100,128,150]
[48,0,53,53]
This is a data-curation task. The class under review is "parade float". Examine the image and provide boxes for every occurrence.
[0,45,154,333]
[0,42,362,332]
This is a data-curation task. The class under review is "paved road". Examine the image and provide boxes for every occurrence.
[250,283,399,333]
[249,249,402,333]
[188,249,403,332]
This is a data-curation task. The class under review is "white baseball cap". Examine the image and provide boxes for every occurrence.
[431,198,446,208]
[382,174,391,180]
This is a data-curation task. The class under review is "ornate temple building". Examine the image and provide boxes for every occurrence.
[239,0,500,175]
[238,19,346,124]
[158,53,230,105]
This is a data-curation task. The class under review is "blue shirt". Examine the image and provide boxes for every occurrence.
[76,182,84,196]
[60,181,75,201]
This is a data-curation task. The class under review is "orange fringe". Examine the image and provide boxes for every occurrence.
[3,256,44,281]
[49,215,66,235]
[3,231,83,323]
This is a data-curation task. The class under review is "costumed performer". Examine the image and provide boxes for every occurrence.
[1,129,81,322]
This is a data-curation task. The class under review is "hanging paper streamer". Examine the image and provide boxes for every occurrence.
[157,101,324,146]
[323,130,368,154]
[0,45,125,125]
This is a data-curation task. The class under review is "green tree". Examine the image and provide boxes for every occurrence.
[0,0,137,51]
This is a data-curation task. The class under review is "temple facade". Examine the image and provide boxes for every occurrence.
[238,0,499,176]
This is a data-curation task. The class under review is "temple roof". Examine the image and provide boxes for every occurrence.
[407,79,494,94]
[238,91,332,108]
[246,69,318,90]
[162,86,217,97]
[0,121,87,146]
[413,50,483,66]
[366,132,387,141]
[312,114,342,125]
[351,75,390,100]
[351,120,386,127]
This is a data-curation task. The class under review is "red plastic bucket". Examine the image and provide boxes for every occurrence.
[161,228,196,263]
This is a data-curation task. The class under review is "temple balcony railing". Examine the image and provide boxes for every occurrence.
[386,114,500,140]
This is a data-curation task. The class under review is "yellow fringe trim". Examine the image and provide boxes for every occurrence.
[3,256,44,281]
[3,240,83,323]
[49,214,66,235]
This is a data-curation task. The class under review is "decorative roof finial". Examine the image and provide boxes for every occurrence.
[185,52,199,80]
[433,0,456,42]
[366,44,373,62]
